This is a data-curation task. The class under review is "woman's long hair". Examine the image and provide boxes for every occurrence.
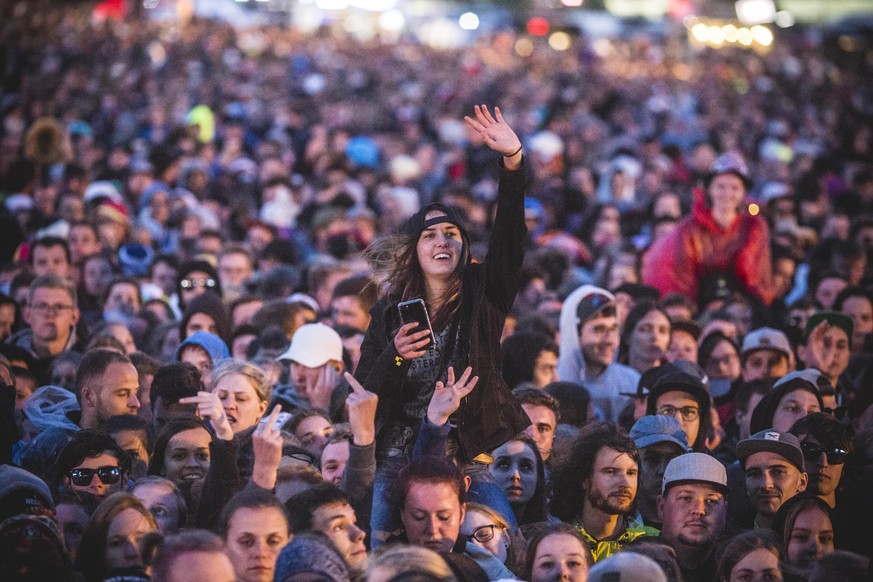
[365,231,467,332]
[75,493,159,582]
[499,435,549,526]
[617,301,671,366]
[147,417,211,478]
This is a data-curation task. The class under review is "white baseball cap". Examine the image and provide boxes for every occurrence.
[278,323,343,368]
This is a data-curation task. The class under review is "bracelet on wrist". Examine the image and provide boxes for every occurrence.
[503,145,522,158]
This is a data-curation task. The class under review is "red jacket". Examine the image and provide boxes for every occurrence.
[642,189,775,305]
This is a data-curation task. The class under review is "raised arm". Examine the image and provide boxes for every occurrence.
[464,105,523,171]
[464,105,527,312]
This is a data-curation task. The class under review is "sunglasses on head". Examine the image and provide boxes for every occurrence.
[67,466,122,487]
[800,441,848,465]
[180,278,216,290]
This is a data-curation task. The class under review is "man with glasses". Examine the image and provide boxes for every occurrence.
[645,371,713,452]
[788,412,851,509]
[57,429,130,498]
[7,275,81,383]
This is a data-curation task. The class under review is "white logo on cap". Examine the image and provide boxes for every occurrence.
[765,431,780,441]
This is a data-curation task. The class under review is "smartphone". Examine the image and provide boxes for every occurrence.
[398,298,435,350]
[262,411,292,431]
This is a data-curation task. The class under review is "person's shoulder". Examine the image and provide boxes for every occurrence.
[608,363,641,382]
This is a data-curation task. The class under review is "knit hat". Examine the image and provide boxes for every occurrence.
[0,465,55,523]
[662,452,729,495]
[737,429,805,472]
[175,330,230,362]
[274,533,350,582]
[84,180,124,205]
[630,415,690,452]
[118,243,155,277]
[96,200,131,229]
[588,552,667,582]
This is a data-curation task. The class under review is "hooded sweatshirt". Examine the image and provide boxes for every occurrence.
[641,188,775,305]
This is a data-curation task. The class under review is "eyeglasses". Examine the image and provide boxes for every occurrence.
[286,451,319,466]
[30,303,74,315]
[468,524,502,543]
[180,278,216,290]
[67,466,122,487]
[657,405,700,422]
[801,441,848,465]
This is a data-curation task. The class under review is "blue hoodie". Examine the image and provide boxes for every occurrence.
[175,330,230,362]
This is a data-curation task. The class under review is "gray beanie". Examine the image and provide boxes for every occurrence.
[273,533,350,582]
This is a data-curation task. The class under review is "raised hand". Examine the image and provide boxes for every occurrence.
[464,105,523,169]
[394,322,432,360]
[252,405,285,490]
[179,391,234,441]
[427,366,479,427]
[306,364,339,412]
[803,320,836,372]
[345,372,378,446]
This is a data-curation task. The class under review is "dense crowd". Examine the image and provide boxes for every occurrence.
[1,2,873,581]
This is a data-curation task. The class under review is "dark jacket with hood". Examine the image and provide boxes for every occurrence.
[354,160,530,463]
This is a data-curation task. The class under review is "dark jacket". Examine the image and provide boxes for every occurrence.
[354,160,531,462]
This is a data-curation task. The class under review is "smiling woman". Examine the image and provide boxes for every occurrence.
[148,417,213,488]
[355,105,531,543]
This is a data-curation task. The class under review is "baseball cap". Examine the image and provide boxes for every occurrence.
[804,311,853,345]
[741,327,792,359]
[647,370,710,411]
[588,552,667,582]
[621,362,684,398]
[575,285,615,327]
[630,415,690,452]
[403,202,468,241]
[737,429,805,471]
[662,452,729,495]
[773,369,832,392]
[278,323,343,367]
